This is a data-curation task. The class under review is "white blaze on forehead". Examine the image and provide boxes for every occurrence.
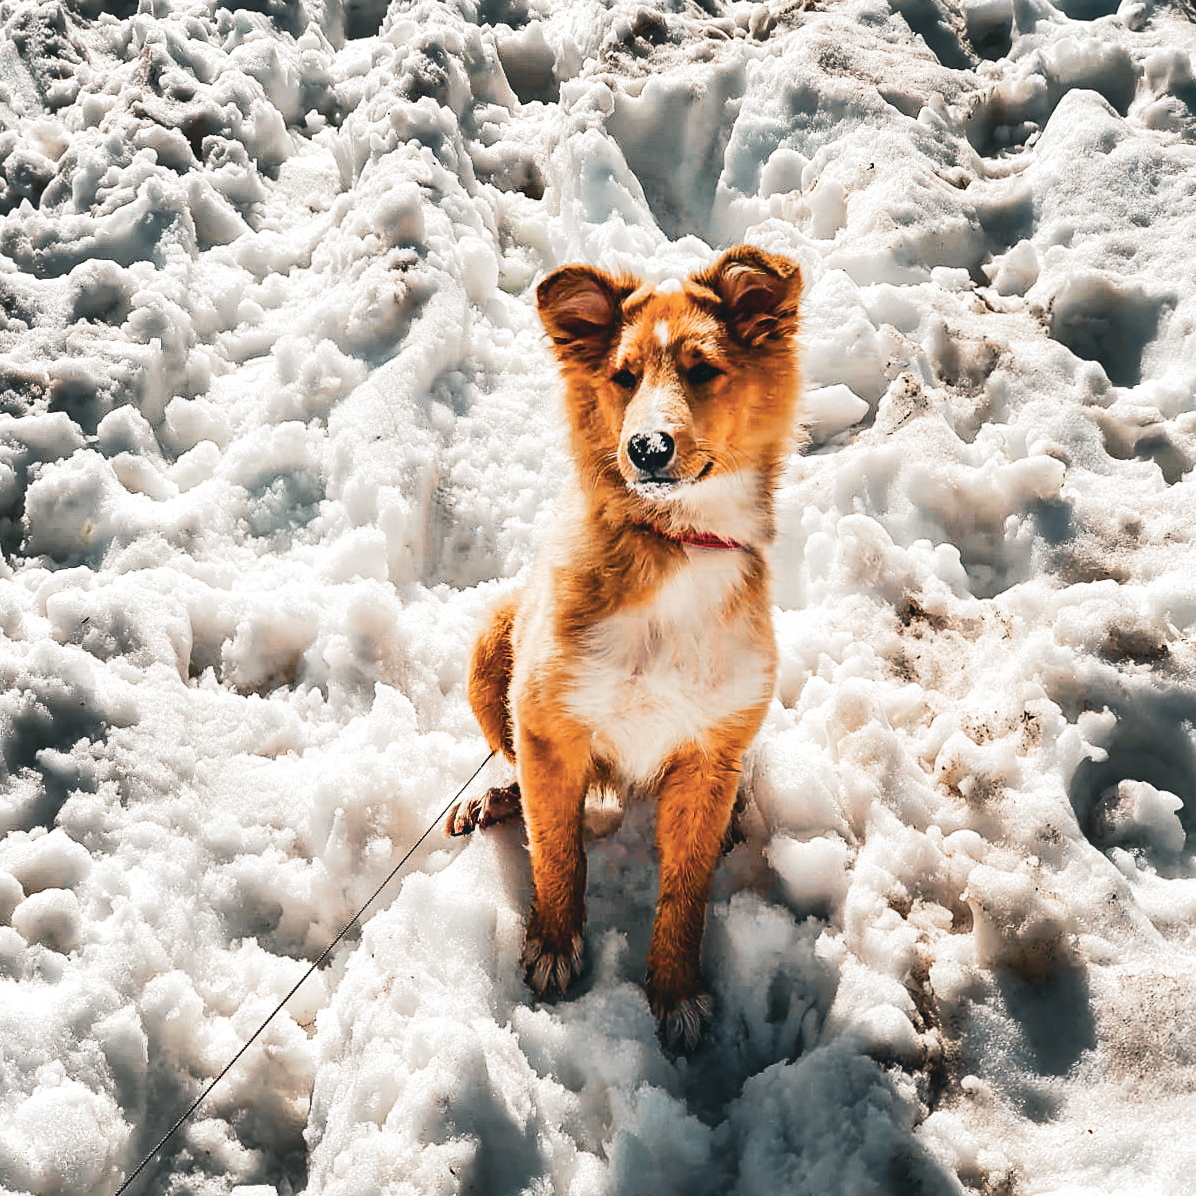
[654,320,670,347]
[655,277,683,295]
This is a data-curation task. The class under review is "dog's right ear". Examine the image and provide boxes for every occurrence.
[536,266,636,353]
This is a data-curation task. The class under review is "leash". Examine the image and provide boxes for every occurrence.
[113,748,496,1196]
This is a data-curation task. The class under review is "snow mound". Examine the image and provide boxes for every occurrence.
[1,0,1196,1193]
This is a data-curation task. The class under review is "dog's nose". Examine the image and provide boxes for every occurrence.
[627,431,675,473]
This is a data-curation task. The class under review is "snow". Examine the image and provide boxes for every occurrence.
[1,0,1195,1192]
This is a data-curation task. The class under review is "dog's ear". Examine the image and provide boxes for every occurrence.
[697,247,803,346]
[536,266,636,352]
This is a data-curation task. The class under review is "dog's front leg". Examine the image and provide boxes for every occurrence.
[518,724,590,997]
[647,743,745,1053]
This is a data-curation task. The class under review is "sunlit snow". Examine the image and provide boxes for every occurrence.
[1,0,1195,1193]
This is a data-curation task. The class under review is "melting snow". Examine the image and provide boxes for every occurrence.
[1,0,1195,1193]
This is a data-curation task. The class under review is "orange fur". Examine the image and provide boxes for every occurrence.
[467,592,520,763]
[450,246,804,1052]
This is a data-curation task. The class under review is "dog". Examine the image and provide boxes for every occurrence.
[446,245,804,1052]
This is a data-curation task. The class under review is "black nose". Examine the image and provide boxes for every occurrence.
[627,431,675,473]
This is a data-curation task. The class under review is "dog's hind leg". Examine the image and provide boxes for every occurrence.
[445,593,524,836]
[469,591,520,761]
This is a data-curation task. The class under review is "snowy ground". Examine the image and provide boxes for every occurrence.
[1,0,1195,1192]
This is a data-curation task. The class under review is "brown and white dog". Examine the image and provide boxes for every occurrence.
[447,245,804,1052]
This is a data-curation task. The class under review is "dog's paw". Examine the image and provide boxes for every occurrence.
[520,931,585,997]
[444,782,522,837]
[655,992,715,1056]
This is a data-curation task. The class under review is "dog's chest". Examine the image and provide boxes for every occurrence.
[565,551,771,781]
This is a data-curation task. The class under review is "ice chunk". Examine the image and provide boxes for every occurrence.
[803,384,870,441]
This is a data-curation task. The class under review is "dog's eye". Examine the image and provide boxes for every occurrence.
[611,369,638,390]
[686,362,722,386]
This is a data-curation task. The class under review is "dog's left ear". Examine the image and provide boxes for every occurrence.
[536,265,637,354]
[697,247,803,346]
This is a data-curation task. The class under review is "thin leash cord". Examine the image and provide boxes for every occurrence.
[113,749,496,1196]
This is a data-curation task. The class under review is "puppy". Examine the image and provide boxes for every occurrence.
[448,245,804,1051]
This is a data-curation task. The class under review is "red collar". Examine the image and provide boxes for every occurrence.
[635,522,747,551]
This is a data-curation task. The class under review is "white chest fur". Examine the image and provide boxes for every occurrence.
[565,550,772,784]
